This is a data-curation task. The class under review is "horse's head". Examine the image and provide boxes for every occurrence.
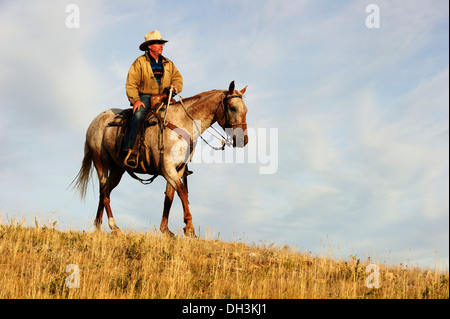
[217,81,249,148]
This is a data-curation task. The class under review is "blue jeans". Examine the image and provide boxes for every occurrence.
[122,94,152,151]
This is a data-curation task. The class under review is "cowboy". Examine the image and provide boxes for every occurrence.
[123,30,183,167]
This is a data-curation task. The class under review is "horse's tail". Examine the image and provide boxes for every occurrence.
[70,141,93,200]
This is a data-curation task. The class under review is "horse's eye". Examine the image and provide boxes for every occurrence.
[229,106,237,112]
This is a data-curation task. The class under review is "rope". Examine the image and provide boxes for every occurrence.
[163,86,173,126]
[177,94,232,150]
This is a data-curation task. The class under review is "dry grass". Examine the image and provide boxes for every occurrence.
[0,218,448,299]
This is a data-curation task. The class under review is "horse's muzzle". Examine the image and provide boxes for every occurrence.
[232,128,248,148]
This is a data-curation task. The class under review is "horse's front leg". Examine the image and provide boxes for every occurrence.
[176,179,196,238]
[163,166,196,238]
[160,182,175,237]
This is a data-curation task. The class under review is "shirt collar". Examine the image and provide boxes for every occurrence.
[146,52,165,64]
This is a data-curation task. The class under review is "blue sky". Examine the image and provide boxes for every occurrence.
[0,0,448,271]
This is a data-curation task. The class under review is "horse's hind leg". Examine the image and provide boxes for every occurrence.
[104,166,125,234]
[93,153,106,231]
[94,194,105,231]
[93,152,124,234]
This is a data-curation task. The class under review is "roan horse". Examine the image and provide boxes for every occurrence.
[72,81,248,237]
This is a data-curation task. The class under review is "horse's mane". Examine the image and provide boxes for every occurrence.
[177,89,224,110]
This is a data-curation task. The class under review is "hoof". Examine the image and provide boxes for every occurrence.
[161,229,175,237]
[111,229,122,236]
[183,228,197,238]
[94,220,102,232]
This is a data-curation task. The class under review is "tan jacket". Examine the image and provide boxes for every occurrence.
[125,53,183,105]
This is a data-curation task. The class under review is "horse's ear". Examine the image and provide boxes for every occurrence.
[240,85,248,95]
[228,81,235,95]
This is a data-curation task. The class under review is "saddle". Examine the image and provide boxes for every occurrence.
[107,94,175,172]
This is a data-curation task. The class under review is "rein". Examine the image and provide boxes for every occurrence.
[177,91,244,151]
[151,107,194,153]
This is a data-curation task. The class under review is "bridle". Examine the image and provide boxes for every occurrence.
[221,93,246,128]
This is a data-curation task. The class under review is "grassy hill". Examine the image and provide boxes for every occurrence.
[0,219,448,299]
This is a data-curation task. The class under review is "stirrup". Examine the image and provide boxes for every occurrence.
[123,149,139,169]
[183,169,193,177]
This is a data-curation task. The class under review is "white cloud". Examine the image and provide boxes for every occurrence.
[0,1,100,129]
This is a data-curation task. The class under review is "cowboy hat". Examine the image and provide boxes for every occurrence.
[139,30,168,51]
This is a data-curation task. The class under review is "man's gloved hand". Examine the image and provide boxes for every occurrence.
[163,84,178,96]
